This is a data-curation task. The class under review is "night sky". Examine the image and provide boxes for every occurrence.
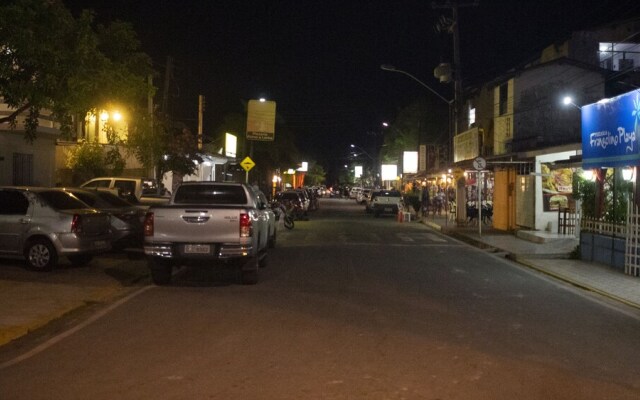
[64,0,640,180]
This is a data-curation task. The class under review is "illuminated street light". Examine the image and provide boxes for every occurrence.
[562,96,581,109]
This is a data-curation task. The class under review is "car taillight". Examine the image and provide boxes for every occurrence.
[240,213,252,237]
[71,214,82,233]
[143,212,154,236]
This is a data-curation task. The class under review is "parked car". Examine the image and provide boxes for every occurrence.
[357,188,371,204]
[143,182,272,285]
[80,176,165,203]
[370,189,403,217]
[0,187,112,271]
[63,188,147,250]
[276,190,307,219]
[254,189,277,248]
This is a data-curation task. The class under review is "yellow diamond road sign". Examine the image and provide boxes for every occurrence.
[240,156,255,172]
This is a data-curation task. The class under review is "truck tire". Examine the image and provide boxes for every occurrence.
[241,257,259,285]
[150,259,172,285]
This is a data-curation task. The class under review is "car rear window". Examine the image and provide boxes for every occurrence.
[173,185,248,205]
[377,190,401,197]
[40,190,90,210]
[278,192,300,201]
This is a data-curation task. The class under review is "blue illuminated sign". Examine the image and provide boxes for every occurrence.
[581,89,640,168]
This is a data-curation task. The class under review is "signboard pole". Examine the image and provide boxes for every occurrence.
[478,171,482,237]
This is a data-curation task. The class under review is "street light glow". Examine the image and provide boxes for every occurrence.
[563,96,573,105]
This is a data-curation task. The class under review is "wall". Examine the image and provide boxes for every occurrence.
[534,150,580,232]
[0,128,58,186]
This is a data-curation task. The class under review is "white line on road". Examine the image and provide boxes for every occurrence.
[0,285,155,370]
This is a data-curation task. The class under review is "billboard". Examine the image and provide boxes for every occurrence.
[246,99,276,141]
[403,151,418,174]
[381,164,397,181]
[354,165,363,178]
[582,89,640,168]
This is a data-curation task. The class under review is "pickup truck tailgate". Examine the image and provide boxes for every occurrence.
[151,205,250,243]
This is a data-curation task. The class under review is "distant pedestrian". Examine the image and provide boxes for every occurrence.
[421,188,430,218]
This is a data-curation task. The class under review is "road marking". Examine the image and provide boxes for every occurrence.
[397,233,414,242]
[0,285,154,370]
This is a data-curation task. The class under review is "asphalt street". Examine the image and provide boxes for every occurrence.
[1,198,639,399]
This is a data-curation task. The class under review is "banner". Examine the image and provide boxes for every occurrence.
[582,89,640,168]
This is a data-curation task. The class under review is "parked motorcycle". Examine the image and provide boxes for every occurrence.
[271,200,295,230]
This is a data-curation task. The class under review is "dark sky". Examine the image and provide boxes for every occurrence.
[64,0,640,179]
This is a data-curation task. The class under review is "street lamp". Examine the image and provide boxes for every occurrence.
[380,64,455,162]
[562,96,581,109]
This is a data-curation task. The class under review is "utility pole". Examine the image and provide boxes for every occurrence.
[432,0,478,160]
[432,0,478,226]
[198,95,205,151]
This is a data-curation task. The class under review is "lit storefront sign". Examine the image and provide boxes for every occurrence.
[582,89,640,168]
[403,151,418,174]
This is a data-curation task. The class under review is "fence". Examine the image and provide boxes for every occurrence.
[625,202,640,277]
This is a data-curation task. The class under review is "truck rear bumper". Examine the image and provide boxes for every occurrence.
[144,243,254,259]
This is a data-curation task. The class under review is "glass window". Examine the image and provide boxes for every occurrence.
[0,190,29,215]
[173,184,247,205]
[39,190,88,210]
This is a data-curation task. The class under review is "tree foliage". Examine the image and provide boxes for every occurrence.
[0,0,154,141]
[380,98,448,164]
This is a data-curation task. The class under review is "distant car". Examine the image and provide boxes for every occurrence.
[276,191,307,219]
[370,189,403,217]
[63,188,147,250]
[356,188,371,204]
[0,187,112,271]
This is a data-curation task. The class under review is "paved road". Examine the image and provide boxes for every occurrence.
[1,198,639,399]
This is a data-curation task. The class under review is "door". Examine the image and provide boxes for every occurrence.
[0,190,32,254]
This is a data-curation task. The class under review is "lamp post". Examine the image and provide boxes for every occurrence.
[380,64,455,162]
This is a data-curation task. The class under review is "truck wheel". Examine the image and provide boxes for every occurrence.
[25,238,57,271]
[149,259,172,285]
[241,257,259,285]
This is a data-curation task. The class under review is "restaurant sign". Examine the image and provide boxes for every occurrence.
[582,89,640,168]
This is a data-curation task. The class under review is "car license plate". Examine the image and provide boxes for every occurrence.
[94,240,107,248]
[384,207,392,212]
[184,244,210,254]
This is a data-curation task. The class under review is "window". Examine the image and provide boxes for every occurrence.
[499,83,508,115]
[0,191,29,215]
[173,184,247,205]
[469,107,476,126]
[12,153,33,185]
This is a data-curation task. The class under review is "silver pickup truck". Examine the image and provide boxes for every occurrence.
[143,182,276,285]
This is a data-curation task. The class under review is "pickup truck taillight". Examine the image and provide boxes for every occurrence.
[143,212,154,236]
[239,213,252,237]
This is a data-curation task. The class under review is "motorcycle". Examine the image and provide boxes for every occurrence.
[271,200,295,230]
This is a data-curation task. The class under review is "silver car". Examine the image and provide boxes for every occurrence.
[0,187,112,271]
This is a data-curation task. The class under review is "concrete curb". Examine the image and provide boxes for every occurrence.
[510,255,640,311]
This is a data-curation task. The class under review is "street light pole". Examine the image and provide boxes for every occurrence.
[380,64,454,165]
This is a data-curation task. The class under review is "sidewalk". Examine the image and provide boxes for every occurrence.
[420,213,640,310]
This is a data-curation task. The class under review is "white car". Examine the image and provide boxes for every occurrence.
[356,188,371,204]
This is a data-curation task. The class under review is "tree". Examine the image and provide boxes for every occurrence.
[304,161,326,186]
[380,98,448,166]
[0,0,154,141]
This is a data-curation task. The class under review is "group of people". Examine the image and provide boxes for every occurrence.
[419,185,455,217]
